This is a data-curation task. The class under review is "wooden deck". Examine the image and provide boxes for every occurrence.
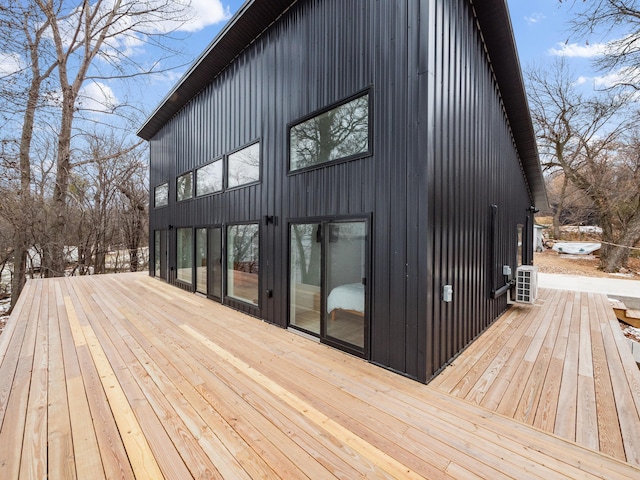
[1,274,639,479]
[432,288,640,467]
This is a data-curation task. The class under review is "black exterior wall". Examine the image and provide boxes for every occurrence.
[144,0,542,382]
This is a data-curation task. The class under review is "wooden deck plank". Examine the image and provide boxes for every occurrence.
[595,294,640,466]
[495,289,565,417]
[554,290,582,442]
[115,276,631,480]
[19,281,49,479]
[0,281,36,433]
[131,280,540,477]
[56,279,130,480]
[111,302,379,480]
[0,279,32,366]
[64,285,165,480]
[64,278,190,480]
[118,277,545,479]
[103,283,329,480]
[513,291,566,424]
[111,279,447,478]
[576,294,599,451]
[587,292,626,461]
[47,281,76,480]
[435,287,640,469]
[2,273,640,479]
[532,291,573,431]
[82,283,233,480]
[0,280,43,479]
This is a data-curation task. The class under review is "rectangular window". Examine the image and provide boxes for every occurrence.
[176,228,193,284]
[227,224,259,305]
[227,142,260,188]
[196,160,223,196]
[290,92,370,171]
[154,183,169,208]
[177,172,193,202]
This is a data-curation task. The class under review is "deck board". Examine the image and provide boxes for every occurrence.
[1,273,640,479]
[435,287,640,467]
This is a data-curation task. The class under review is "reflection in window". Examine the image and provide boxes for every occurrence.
[228,143,260,188]
[195,228,207,294]
[517,224,524,267]
[154,183,169,208]
[227,224,259,305]
[154,231,161,277]
[290,93,369,171]
[177,172,193,201]
[290,224,321,335]
[196,160,223,196]
[177,228,193,284]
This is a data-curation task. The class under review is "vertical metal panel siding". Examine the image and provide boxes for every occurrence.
[415,0,532,379]
[148,0,534,382]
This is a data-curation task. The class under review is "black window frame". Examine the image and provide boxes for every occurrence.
[195,157,224,197]
[287,88,373,175]
[176,171,194,202]
[154,182,169,208]
[175,226,194,286]
[225,140,262,191]
[225,221,261,309]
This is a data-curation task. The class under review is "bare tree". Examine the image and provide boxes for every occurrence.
[562,0,640,90]
[0,2,58,309]
[1,0,191,308]
[527,60,640,271]
[35,0,189,276]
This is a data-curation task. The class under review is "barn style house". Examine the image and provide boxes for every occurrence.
[138,0,546,382]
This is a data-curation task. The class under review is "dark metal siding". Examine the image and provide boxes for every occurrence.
[148,0,535,382]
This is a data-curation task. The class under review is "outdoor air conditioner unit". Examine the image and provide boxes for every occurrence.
[515,265,538,304]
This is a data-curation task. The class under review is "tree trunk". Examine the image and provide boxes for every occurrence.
[10,72,41,311]
[552,175,569,239]
[599,215,640,272]
[48,88,75,277]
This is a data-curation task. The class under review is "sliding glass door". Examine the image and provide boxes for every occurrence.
[208,227,223,301]
[325,222,366,349]
[195,228,207,294]
[289,219,367,355]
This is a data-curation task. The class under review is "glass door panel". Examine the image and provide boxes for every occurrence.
[208,227,222,301]
[154,231,161,277]
[325,222,365,348]
[290,224,321,335]
[155,230,168,279]
[227,224,260,305]
[195,228,207,294]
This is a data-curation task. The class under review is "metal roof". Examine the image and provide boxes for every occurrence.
[472,0,548,208]
[137,0,547,209]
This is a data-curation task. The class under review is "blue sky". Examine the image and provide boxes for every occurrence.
[2,1,626,132]
[142,0,631,116]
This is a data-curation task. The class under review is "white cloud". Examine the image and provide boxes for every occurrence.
[0,52,24,76]
[76,81,119,113]
[46,0,231,56]
[548,41,608,58]
[574,76,588,86]
[179,0,232,33]
[524,13,545,25]
[593,66,640,89]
